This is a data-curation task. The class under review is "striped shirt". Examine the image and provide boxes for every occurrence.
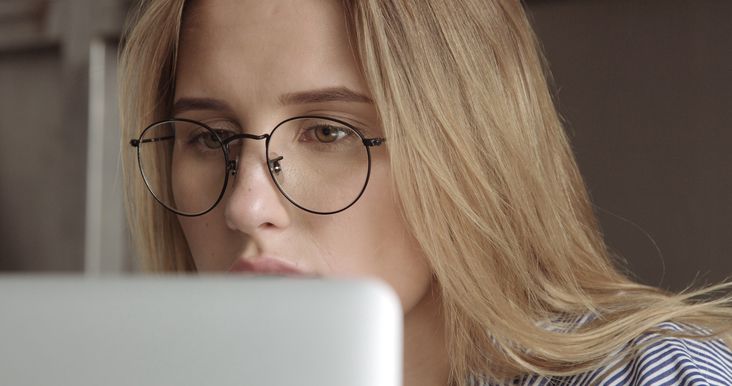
[480,321,732,386]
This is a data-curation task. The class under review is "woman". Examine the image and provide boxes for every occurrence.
[119,1,732,385]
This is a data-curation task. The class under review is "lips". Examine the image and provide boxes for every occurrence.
[228,256,311,277]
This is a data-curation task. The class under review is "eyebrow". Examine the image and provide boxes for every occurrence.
[172,97,235,116]
[172,87,373,116]
[279,86,373,105]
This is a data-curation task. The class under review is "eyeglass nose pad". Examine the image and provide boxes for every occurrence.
[228,159,238,176]
[268,156,284,175]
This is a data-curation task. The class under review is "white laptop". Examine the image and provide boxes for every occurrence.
[0,276,402,386]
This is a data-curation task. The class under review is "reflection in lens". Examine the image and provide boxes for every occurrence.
[267,117,369,214]
[137,120,227,215]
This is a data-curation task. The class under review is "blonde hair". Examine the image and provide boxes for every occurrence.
[120,0,193,272]
[120,0,732,384]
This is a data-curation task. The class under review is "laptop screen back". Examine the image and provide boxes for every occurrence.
[0,276,402,386]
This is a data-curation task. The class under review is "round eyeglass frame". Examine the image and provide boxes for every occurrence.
[130,115,386,217]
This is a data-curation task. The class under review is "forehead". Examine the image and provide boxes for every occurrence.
[176,0,366,115]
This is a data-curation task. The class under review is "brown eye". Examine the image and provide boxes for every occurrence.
[200,132,221,149]
[192,129,234,150]
[314,125,348,143]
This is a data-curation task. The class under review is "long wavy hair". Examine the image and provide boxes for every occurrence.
[119,0,732,384]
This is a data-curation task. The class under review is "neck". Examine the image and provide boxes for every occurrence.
[403,282,450,386]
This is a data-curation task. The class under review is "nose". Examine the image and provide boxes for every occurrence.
[223,140,291,234]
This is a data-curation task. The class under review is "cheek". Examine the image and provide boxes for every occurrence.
[376,239,434,314]
[178,209,239,271]
[340,211,432,314]
[375,212,433,313]
[171,144,228,216]
[313,161,433,313]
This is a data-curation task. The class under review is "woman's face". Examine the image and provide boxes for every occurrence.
[174,0,433,313]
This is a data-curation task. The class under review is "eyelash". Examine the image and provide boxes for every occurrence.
[305,114,371,136]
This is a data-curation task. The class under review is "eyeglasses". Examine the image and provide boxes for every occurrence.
[129,116,385,216]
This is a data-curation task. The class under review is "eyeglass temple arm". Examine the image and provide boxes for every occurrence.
[129,135,175,147]
[363,138,385,147]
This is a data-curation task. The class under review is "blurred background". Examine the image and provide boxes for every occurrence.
[0,0,730,291]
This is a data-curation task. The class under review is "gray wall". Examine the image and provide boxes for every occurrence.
[527,0,732,290]
[0,0,133,273]
[1,0,730,291]
[0,47,74,270]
